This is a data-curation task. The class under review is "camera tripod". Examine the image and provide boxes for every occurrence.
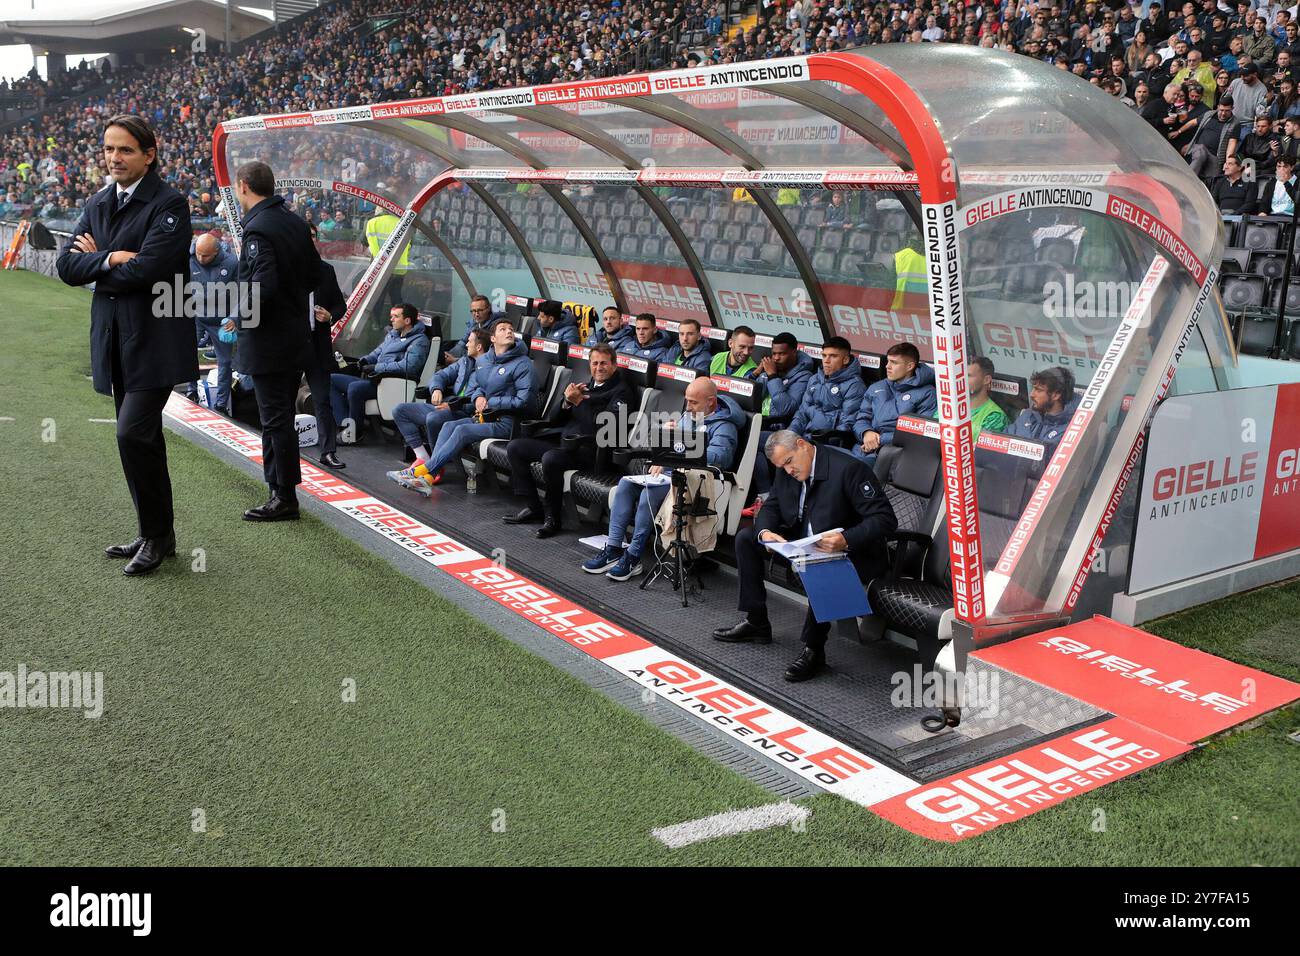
[639,469,714,608]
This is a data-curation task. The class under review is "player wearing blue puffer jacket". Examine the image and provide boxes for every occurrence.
[789,337,866,438]
[854,342,937,464]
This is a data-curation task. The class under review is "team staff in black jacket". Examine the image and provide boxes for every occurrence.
[503,343,629,537]
[714,430,896,682]
[305,222,347,469]
[232,160,323,522]
[55,115,196,576]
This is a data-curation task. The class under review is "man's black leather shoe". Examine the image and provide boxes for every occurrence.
[503,506,544,525]
[784,647,827,682]
[535,518,563,539]
[712,619,773,644]
[105,536,146,559]
[320,452,345,469]
[122,533,176,576]
[243,496,301,522]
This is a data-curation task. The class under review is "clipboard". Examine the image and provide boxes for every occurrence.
[794,555,872,623]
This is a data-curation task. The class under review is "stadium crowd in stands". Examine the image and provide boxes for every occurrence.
[10,0,1300,222]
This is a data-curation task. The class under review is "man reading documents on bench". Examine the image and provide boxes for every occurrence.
[713,430,896,683]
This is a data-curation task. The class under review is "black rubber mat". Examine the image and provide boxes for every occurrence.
[299,428,1104,781]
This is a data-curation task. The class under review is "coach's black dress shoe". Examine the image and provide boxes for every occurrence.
[712,618,773,644]
[243,496,301,522]
[320,452,346,469]
[503,506,543,525]
[784,647,827,682]
[105,536,146,559]
[535,517,563,539]
[123,533,176,576]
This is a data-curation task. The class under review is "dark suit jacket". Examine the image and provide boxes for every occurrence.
[548,370,631,440]
[55,169,197,395]
[307,259,347,372]
[236,195,322,375]
[756,443,897,583]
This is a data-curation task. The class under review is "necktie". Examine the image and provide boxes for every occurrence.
[115,189,128,214]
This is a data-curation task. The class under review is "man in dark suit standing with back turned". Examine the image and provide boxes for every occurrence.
[56,115,196,576]
[232,160,322,521]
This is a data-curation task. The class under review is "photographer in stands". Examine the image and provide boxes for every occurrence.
[535,299,581,345]
[713,430,896,683]
[330,303,429,444]
[854,342,937,464]
[662,317,712,372]
[582,377,743,582]
[404,318,534,494]
[503,343,630,538]
[586,305,631,349]
[1005,366,1079,450]
[388,327,489,488]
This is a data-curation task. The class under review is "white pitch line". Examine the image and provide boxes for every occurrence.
[0,416,13,422]
[652,802,809,849]
[88,418,117,424]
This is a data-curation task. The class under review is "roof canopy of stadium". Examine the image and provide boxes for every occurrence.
[212,44,1232,641]
[0,0,271,56]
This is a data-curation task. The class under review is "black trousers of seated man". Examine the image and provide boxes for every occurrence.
[110,325,175,540]
[252,371,303,499]
[506,436,592,519]
[734,524,850,652]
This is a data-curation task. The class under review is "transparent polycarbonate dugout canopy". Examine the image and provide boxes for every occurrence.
[212,44,1236,640]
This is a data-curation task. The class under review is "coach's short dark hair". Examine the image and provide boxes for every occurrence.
[887,342,921,366]
[970,355,996,377]
[393,302,419,323]
[677,318,701,332]
[635,311,657,324]
[538,299,563,319]
[772,332,799,349]
[823,336,852,354]
[729,325,756,339]
[236,161,275,198]
[467,327,491,352]
[589,343,617,362]
[105,115,159,167]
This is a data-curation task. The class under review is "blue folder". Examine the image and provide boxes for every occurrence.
[795,555,872,623]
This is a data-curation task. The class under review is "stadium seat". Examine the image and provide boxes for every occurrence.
[803,207,827,228]
[709,375,765,536]
[817,229,845,252]
[1271,277,1300,315]
[1240,217,1286,251]
[1221,246,1251,273]
[1036,237,1076,266]
[1249,250,1290,282]
[1238,314,1285,355]
[1220,273,1269,309]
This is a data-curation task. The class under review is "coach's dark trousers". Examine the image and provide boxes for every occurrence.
[252,371,302,498]
[303,364,337,457]
[734,525,831,651]
[110,327,175,540]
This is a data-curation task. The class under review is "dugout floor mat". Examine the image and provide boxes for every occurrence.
[307,435,1105,782]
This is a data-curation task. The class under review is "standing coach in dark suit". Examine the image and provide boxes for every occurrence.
[306,222,347,469]
[232,160,322,521]
[713,430,896,682]
[55,115,196,576]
